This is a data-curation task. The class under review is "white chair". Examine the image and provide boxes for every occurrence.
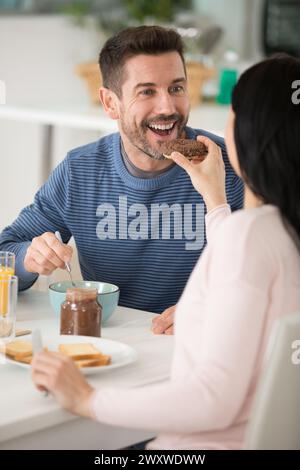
[245,312,300,450]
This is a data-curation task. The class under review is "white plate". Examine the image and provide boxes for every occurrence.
[5,335,138,375]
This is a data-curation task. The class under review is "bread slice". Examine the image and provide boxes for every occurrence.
[58,343,104,360]
[5,340,111,367]
[16,355,33,364]
[163,138,208,160]
[75,355,111,368]
[5,340,32,359]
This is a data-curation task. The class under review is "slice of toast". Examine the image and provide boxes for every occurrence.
[16,355,33,364]
[75,355,111,368]
[58,343,104,360]
[5,340,33,359]
[4,340,111,367]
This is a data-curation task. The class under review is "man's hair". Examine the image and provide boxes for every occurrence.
[99,25,185,97]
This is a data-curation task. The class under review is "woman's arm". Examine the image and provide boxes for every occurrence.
[90,213,274,432]
[90,282,268,433]
[32,213,273,434]
[205,204,231,242]
[31,279,267,434]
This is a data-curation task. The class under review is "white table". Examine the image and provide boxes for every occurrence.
[0,103,227,182]
[0,290,174,450]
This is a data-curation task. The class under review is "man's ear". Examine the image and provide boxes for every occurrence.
[99,87,119,120]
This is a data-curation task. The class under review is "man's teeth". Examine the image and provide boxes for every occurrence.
[148,123,175,131]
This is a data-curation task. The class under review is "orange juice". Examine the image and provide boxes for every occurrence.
[0,267,15,316]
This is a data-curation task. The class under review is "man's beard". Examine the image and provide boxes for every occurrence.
[120,113,188,161]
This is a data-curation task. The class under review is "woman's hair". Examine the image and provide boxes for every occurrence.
[99,25,185,97]
[232,54,300,244]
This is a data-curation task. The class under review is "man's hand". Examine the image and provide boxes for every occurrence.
[169,136,226,212]
[31,351,95,418]
[151,304,177,335]
[24,232,73,275]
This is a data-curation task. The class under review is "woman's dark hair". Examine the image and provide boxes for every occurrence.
[232,54,300,245]
[99,25,185,97]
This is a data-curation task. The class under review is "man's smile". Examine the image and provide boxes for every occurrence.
[147,120,177,137]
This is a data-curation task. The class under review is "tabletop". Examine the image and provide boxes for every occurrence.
[0,290,174,449]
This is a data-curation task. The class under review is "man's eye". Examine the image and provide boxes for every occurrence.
[140,89,155,96]
[170,85,185,94]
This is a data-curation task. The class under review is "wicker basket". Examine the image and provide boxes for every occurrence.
[185,61,215,107]
[76,62,102,105]
[76,60,215,107]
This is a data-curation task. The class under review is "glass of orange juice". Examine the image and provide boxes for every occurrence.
[0,276,18,341]
[0,252,15,318]
[0,251,15,277]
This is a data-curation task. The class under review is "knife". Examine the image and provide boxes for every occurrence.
[32,329,44,355]
[32,329,49,397]
[15,328,32,337]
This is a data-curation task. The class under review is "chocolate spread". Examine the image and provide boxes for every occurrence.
[60,288,102,337]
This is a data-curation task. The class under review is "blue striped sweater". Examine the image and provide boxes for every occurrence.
[0,127,244,313]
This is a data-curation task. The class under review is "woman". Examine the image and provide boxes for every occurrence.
[32,55,300,450]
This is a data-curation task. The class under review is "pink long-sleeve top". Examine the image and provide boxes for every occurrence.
[91,204,300,449]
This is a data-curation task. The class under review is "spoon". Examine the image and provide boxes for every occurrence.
[54,231,75,287]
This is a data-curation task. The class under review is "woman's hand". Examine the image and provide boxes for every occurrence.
[31,351,95,418]
[169,136,227,212]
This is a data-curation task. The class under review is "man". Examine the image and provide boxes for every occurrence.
[0,26,243,333]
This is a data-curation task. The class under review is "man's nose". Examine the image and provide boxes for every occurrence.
[154,92,176,115]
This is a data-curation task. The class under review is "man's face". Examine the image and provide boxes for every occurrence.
[116,52,190,160]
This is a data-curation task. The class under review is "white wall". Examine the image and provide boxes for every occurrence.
[0,14,103,106]
[0,15,103,230]
[193,0,264,59]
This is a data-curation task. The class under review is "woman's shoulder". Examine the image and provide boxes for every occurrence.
[211,205,283,259]
[204,205,286,288]
[219,205,280,236]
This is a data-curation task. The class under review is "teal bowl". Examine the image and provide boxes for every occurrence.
[49,281,120,323]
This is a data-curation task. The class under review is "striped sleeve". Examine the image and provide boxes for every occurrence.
[0,156,72,290]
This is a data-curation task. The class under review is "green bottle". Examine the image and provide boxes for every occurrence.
[217,50,238,105]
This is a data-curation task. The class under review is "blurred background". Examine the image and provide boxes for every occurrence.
[0,0,300,231]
